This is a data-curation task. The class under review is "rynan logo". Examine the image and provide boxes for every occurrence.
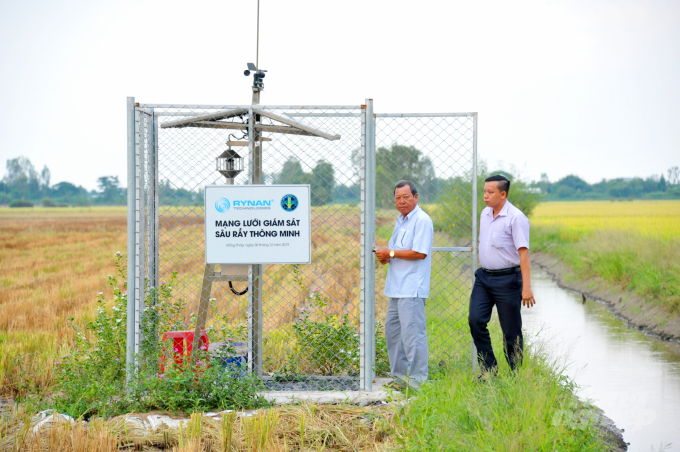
[215,198,230,212]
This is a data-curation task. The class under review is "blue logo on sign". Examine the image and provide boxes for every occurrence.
[281,194,299,212]
[215,198,230,212]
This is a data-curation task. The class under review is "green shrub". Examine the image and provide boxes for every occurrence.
[374,321,391,376]
[41,198,56,207]
[285,265,359,376]
[9,199,33,208]
[280,265,390,377]
[51,252,270,419]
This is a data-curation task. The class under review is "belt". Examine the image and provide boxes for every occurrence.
[481,266,521,276]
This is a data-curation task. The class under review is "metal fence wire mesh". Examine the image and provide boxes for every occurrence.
[128,102,476,391]
[374,114,477,374]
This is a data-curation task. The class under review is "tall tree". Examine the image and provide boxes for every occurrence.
[311,160,335,206]
[668,166,680,185]
[375,144,435,207]
[3,156,40,199]
[276,158,309,185]
[40,166,51,189]
[97,176,124,204]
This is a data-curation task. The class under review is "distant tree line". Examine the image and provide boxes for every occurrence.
[5,154,676,208]
[0,157,100,207]
[0,156,207,207]
[534,167,680,200]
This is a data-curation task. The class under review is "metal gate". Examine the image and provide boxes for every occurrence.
[126,98,477,391]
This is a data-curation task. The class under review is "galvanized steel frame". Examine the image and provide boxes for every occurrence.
[126,99,478,388]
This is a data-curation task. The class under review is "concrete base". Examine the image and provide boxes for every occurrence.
[259,377,396,405]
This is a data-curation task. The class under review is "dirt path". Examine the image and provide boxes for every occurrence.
[532,251,680,342]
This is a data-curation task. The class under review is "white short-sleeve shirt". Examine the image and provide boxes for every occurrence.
[383,205,435,298]
[478,200,530,270]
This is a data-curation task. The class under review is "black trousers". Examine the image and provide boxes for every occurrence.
[468,268,524,371]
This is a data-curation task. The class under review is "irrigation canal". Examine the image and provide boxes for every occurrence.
[525,269,680,451]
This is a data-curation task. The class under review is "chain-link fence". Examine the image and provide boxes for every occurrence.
[127,99,477,391]
[374,113,478,376]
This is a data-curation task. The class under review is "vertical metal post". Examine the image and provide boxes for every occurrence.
[471,112,478,373]
[247,106,263,377]
[193,264,215,354]
[147,111,158,292]
[126,97,136,386]
[146,111,159,347]
[134,112,146,356]
[152,112,159,291]
[360,99,376,391]
[359,104,367,390]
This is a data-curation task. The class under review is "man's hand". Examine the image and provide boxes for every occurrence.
[522,286,536,308]
[375,248,391,265]
[518,247,535,308]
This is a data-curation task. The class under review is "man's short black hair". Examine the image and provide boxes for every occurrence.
[394,180,418,196]
[485,175,511,195]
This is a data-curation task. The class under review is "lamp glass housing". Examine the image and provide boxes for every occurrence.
[216,148,244,180]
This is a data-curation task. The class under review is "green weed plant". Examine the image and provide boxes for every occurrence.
[276,265,390,378]
[49,253,270,419]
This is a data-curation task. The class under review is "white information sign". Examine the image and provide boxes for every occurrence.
[204,185,311,264]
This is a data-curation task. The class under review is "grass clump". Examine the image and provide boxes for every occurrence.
[393,346,610,451]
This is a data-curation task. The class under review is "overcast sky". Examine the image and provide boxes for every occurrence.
[1,0,679,190]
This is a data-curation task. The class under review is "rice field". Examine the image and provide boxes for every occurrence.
[531,200,680,238]
[531,200,680,313]
[0,207,127,396]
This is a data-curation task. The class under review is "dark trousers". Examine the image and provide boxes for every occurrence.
[468,268,524,371]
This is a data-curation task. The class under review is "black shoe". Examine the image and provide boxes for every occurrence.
[382,379,408,391]
[476,368,498,382]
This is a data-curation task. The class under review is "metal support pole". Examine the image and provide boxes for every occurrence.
[152,112,159,292]
[248,107,263,377]
[471,112,479,373]
[148,111,158,293]
[126,97,136,386]
[135,112,146,356]
[360,99,376,391]
[193,264,214,354]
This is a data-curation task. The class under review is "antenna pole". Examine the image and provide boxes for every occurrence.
[249,0,263,377]
[256,0,260,70]
[252,0,261,105]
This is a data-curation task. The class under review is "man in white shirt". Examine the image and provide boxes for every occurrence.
[470,175,536,375]
[375,181,434,388]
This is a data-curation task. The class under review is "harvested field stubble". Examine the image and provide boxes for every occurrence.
[0,403,396,451]
[0,207,127,397]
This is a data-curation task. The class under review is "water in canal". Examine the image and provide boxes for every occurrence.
[523,269,680,451]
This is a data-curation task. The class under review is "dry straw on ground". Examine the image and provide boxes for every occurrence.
[0,403,397,451]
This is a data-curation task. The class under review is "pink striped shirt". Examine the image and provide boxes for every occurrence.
[478,200,530,270]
